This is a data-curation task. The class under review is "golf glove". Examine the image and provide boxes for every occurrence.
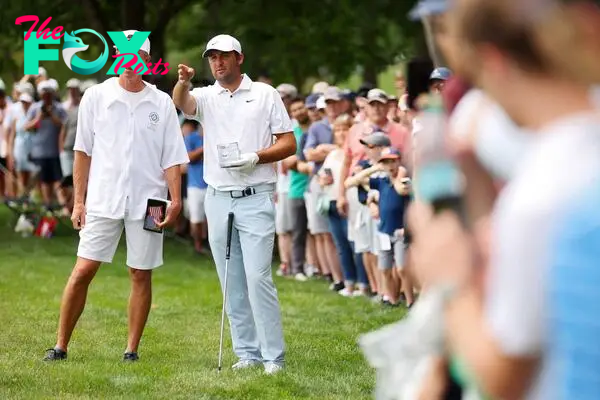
[226,152,259,172]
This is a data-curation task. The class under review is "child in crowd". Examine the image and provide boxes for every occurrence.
[344,132,391,302]
[346,147,412,307]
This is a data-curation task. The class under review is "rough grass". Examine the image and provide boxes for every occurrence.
[0,209,405,399]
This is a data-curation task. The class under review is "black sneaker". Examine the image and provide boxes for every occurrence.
[123,352,139,362]
[382,300,400,308]
[329,281,345,292]
[43,348,67,361]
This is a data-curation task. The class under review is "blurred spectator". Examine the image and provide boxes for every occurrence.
[276,83,298,113]
[429,67,452,94]
[319,114,369,296]
[387,95,400,123]
[0,79,12,198]
[182,119,208,254]
[23,80,67,211]
[312,81,329,94]
[343,132,392,303]
[62,78,81,111]
[8,92,37,196]
[304,86,346,290]
[282,96,315,281]
[304,94,322,123]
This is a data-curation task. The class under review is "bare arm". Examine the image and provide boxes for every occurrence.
[256,132,296,164]
[172,81,197,116]
[392,166,411,195]
[73,151,91,206]
[164,165,182,206]
[58,123,66,152]
[23,110,41,131]
[283,155,298,171]
[304,147,330,162]
[297,160,313,175]
[338,152,352,195]
[7,120,16,159]
[446,286,539,399]
[188,147,203,162]
[344,164,382,189]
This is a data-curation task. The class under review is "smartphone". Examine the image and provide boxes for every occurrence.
[323,168,333,176]
[143,198,168,233]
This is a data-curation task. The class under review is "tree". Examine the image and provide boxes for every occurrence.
[4,0,197,91]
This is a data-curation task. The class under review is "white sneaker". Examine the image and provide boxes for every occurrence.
[305,265,317,278]
[294,273,308,282]
[264,362,284,375]
[353,290,365,297]
[338,288,354,297]
[232,359,262,370]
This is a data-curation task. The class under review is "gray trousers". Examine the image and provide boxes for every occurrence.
[290,198,308,275]
[205,184,285,364]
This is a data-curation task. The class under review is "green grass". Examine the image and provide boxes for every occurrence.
[0,209,405,399]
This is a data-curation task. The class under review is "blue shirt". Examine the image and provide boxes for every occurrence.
[184,132,207,189]
[547,179,600,400]
[370,176,409,236]
[26,101,67,158]
[303,119,333,172]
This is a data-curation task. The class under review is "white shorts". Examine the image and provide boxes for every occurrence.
[371,219,381,254]
[353,204,372,254]
[276,192,293,234]
[305,177,330,235]
[346,187,360,243]
[185,187,207,223]
[77,215,164,270]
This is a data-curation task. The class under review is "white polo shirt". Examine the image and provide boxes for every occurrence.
[184,74,293,191]
[74,77,189,220]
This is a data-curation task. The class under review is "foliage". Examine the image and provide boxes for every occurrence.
[1,0,422,92]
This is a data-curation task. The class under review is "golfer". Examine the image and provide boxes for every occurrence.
[172,34,296,374]
[43,30,189,362]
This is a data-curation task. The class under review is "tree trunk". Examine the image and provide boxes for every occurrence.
[362,65,378,87]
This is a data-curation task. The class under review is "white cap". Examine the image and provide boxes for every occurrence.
[202,34,242,58]
[38,66,47,77]
[66,78,81,89]
[276,83,298,98]
[19,93,33,103]
[0,79,5,91]
[114,30,151,54]
[17,82,34,96]
[366,88,388,104]
[316,96,326,110]
[48,78,59,91]
[38,80,56,93]
[312,81,329,94]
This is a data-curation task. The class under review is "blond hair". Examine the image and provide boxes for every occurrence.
[333,113,353,128]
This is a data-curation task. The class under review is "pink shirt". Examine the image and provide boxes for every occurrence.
[343,120,410,172]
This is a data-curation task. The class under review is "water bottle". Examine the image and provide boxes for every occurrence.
[414,93,465,220]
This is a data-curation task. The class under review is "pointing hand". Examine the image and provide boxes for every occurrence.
[178,64,195,84]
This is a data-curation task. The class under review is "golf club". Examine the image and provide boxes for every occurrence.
[217,211,234,372]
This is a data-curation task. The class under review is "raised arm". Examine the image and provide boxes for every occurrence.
[172,64,199,117]
[344,164,383,189]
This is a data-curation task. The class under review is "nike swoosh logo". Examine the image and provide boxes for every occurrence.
[246,99,255,103]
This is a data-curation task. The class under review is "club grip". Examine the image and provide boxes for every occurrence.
[225,212,234,259]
